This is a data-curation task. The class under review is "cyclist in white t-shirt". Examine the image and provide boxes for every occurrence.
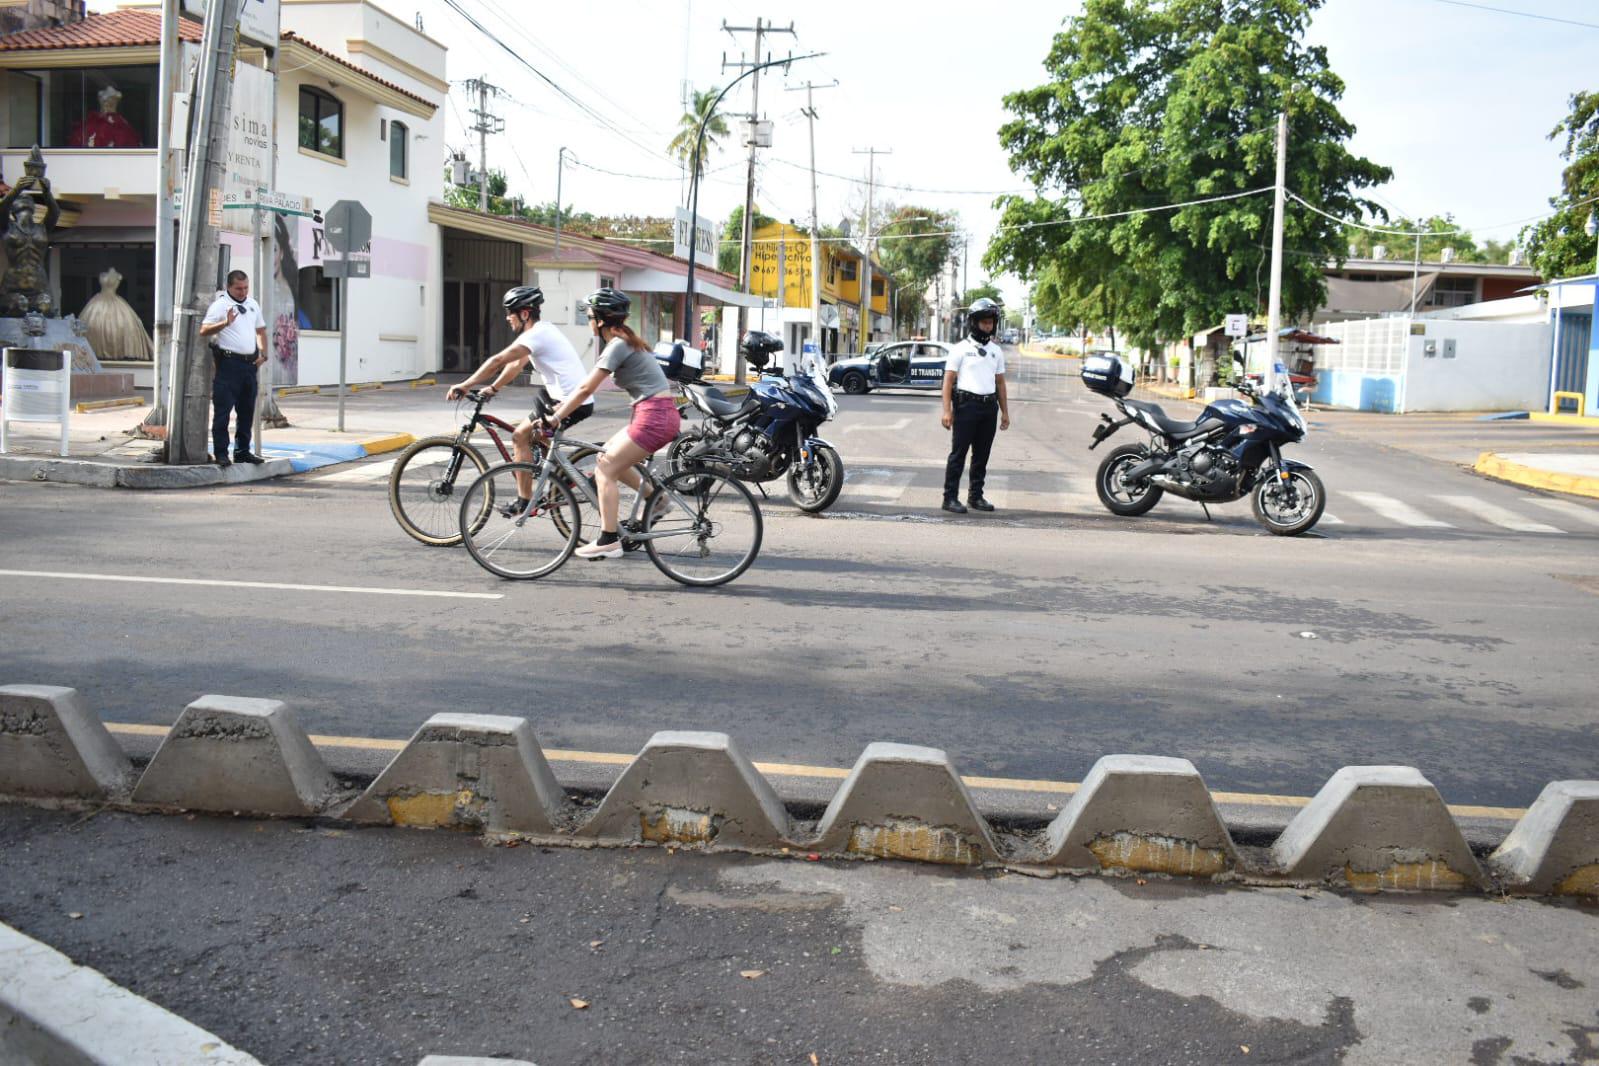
[448,287,593,504]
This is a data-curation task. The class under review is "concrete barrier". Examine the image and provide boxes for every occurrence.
[577,731,790,849]
[418,1057,536,1065]
[1488,781,1599,896]
[1270,766,1485,891]
[1044,755,1238,877]
[812,743,999,865]
[0,921,263,1065]
[343,714,565,836]
[132,695,338,816]
[0,684,134,802]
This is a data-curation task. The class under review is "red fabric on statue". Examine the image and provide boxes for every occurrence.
[68,111,142,148]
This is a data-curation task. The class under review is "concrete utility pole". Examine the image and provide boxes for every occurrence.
[140,0,181,437]
[167,0,243,464]
[554,146,569,252]
[722,17,795,383]
[853,147,889,350]
[465,75,505,213]
[785,79,836,356]
[255,39,288,442]
[1263,110,1288,396]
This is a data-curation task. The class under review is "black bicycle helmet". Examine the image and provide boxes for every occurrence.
[582,287,631,323]
[967,297,1003,344]
[502,286,544,314]
[739,330,784,369]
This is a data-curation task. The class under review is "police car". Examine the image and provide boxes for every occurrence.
[828,341,951,395]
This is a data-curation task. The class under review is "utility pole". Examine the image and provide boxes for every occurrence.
[166,0,243,464]
[554,146,569,252]
[853,147,890,351]
[465,75,505,213]
[785,79,836,357]
[140,0,180,438]
[1263,110,1288,396]
[722,17,795,383]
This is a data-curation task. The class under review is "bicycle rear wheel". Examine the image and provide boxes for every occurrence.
[388,436,488,546]
[459,462,580,580]
[643,469,763,587]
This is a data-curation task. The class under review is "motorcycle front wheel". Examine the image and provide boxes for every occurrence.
[788,443,844,513]
[1252,467,1326,536]
[1095,443,1163,516]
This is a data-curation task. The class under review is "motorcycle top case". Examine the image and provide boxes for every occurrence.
[1081,353,1134,398]
[654,341,704,383]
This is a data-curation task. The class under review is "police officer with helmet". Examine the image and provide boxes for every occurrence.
[940,297,1010,513]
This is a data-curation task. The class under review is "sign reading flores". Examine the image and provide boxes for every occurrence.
[673,208,716,270]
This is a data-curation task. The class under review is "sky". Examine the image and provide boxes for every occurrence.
[97,0,1598,303]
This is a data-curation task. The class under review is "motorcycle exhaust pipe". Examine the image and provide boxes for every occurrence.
[1123,456,1166,483]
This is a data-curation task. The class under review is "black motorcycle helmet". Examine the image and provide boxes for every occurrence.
[582,287,631,324]
[502,286,544,316]
[967,297,1003,344]
[739,330,784,370]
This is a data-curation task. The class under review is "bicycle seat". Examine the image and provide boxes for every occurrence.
[1122,398,1213,439]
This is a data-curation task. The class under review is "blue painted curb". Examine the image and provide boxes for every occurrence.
[261,442,369,473]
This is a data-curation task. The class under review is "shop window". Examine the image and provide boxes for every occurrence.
[389,120,408,179]
[1431,276,1477,309]
[5,66,157,148]
[298,266,341,330]
[298,87,343,158]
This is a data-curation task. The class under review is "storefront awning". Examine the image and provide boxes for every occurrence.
[620,267,766,309]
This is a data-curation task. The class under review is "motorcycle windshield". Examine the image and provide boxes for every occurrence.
[800,351,838,418]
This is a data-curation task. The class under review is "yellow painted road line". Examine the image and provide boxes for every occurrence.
[100,723,1527,819]
[0,569,503,601]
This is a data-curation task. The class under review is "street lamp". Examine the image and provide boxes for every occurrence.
[683,50,824,349]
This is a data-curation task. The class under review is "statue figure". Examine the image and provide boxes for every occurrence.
[0,147,61,318]
[68,86,143,148]
[79,267,153,360]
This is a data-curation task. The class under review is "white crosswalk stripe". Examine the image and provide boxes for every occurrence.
[1318,513,1345,525]
[1344,492,1455,529]
[983,474,1011,510]
[1526,497,1599,527]
[317,458,399,484]
[844,469,917,504]
[1433,495,1563,534]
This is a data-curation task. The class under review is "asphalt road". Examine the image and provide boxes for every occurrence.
[5,806,1596,1066]
[3,353,1597,808]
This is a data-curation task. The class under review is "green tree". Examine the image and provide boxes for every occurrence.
[1342,215,1494,263]
[668,87,731,188]
[718,205,777,276]
[877,206,959,335]
[985,0,1390,351]
[961,281,1002,307]
[1522,91,1599,279]
[444,166,518,215]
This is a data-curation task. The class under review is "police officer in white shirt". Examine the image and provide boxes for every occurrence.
[940,297,1010,513]
[198,270,268,466]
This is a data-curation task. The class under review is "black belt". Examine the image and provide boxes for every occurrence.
[956,390,997,405]
[212,348,257,362]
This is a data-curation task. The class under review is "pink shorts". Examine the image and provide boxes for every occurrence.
[627,393,682,454]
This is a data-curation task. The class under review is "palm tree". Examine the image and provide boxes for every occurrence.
[667,87,730,193]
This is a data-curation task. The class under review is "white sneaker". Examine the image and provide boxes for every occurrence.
[575,538,623,560]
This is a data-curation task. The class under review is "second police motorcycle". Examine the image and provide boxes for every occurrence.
[1080,352,1326,536]
[668,331,845,512]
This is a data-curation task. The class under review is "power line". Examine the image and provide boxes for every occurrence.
[1425,0,1599,30]
[1288,190,1599,237]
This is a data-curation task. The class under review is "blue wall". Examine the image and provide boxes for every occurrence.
[1311,369,1403,412]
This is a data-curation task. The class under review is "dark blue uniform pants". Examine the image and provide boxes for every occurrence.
[943,397,998,500]
[212,356,258,459]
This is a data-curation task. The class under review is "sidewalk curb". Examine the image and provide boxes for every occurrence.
[1473,451,1599,500]
[1018,345,1079,361]
[0,433,415,488]
[0,921,264,1065]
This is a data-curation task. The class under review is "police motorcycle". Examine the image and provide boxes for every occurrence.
[669,331,845,513]
[1081,353,1326,536]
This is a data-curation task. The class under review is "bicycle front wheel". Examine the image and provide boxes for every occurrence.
[644,469,763,587]
[388,436,489,546]
[459,462,580,580]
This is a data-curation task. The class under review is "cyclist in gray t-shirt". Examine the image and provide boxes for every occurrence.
[542,288,683,560]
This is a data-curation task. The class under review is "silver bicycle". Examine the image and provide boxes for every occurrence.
[457,423,764,587]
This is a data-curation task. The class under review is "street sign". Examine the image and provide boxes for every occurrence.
[322,255,371,280]
[1225,314,1249,338]
[324,200,371,255]
[222,189,314,216]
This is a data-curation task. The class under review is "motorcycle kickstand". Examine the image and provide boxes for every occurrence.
[1199,502,1212,522]
[754,482,770,500]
